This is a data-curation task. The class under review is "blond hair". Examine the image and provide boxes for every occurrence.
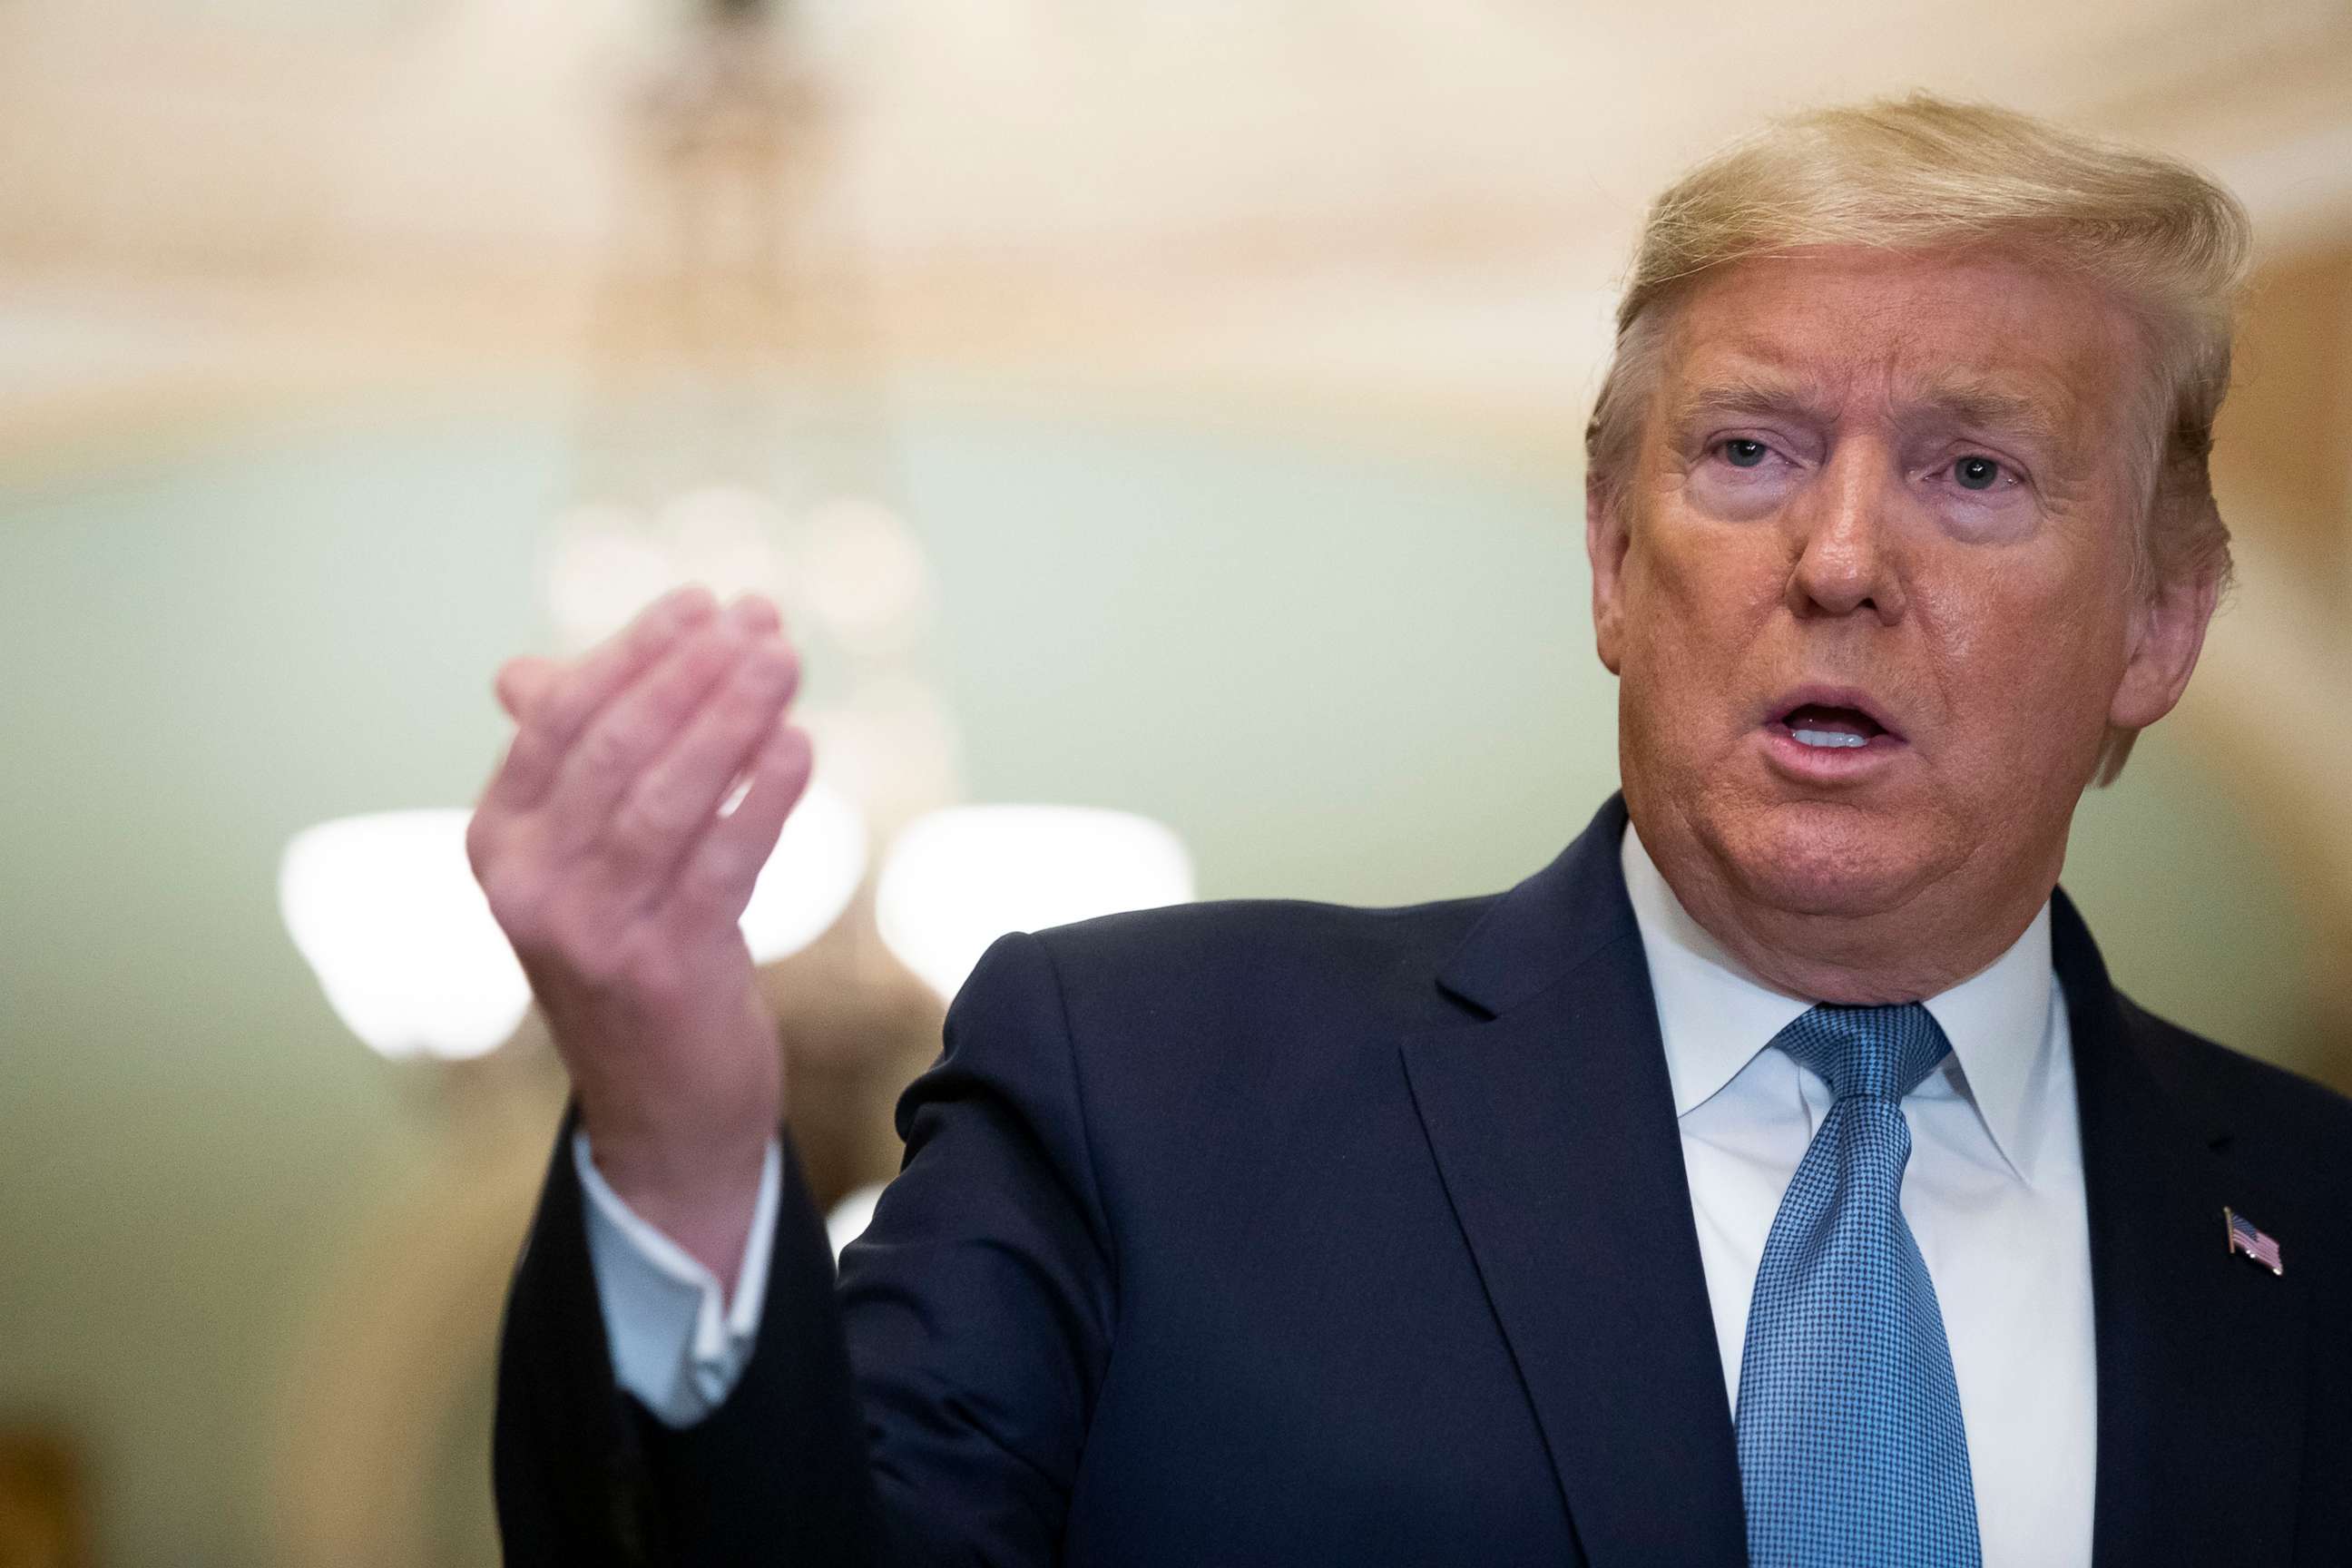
[1585,93,2252,783]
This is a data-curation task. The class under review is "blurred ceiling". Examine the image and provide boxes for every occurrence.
[6,0,2352,271]
[5,0,2352,454]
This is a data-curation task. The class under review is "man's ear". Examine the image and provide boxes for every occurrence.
[1587,471,1632,676]
[2109,545,2222,732]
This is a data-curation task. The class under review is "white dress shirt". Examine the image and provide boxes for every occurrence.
[584,822,2099,1563]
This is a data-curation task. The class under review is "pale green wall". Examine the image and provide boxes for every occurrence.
[0,386,2322,1563]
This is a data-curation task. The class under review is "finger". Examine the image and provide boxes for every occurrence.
[495,657,560,721]
[487,585,719,810]
[730,593,782,635]
[541,605,786,864]
[666,721,815,926]
[588,632,801,897]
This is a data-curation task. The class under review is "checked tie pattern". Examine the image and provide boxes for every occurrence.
[1735,1004,1983,1568]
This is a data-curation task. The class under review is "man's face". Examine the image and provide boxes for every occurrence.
[1590,245,2211,941]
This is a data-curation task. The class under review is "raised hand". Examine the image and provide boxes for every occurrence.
[468,585,811,1286]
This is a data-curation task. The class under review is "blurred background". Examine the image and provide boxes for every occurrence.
[2,0,2347,1561]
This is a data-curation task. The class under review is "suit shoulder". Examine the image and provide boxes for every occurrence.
[1023,891,1494,1026]
[2119,992,2352,1174]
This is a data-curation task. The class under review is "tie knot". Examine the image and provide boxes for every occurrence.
[1770,1002,1951,1102]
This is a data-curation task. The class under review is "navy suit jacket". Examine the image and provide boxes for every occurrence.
[495,795,2352,1565]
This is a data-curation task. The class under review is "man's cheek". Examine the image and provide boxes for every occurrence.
[1632,542,1740,648]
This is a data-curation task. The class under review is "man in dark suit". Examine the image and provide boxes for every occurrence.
[477,96,2352,1566]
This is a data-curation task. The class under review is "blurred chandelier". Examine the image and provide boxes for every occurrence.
[279,0,1195,1063]
[545,0,918,666]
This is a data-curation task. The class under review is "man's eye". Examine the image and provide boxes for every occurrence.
[1722,439,1770,468]
[1953,455,2004,491]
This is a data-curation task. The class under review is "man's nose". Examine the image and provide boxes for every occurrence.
[1786,446,1908,624]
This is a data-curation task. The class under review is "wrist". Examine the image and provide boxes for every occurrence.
[574,987,783,1196]
[564,986,785,1285]
[583,1111,776,1289]
[592,1136,772,1294]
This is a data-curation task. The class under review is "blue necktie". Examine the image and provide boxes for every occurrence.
[1735,1004,1983,1567]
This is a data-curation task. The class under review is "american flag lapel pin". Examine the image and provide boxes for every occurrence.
[2225,1206,2284,1277]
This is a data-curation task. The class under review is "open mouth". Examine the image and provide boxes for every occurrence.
[1761,690,1906,757]
[1776,702,1887,750]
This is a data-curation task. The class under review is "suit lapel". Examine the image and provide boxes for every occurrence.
[1399,797,1747,1568]
[2060,893,2309,1566]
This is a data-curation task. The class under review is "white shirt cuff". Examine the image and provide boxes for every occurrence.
[574,1129,782,1428]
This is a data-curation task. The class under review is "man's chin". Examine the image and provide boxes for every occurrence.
[1709,801,1943,919]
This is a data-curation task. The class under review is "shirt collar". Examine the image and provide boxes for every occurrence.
[1619,819,2053,1180]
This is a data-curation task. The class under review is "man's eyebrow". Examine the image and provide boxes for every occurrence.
[1665,372,1835,427]
[1903,379,2069,450]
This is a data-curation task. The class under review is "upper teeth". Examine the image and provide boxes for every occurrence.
[1793,728,1867,750]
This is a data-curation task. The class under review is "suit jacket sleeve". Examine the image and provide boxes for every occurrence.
[493,928,1119,1566]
